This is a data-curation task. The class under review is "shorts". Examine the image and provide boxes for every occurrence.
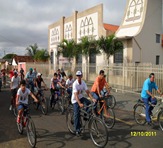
[11,88,17,97]
[17,103,28,111]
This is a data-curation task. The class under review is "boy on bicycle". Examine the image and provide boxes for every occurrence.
[9,71,20,111]
[71,71,96,136]
[16,80,38,123]
[34,73,47,95]
[50,73,65,108]
[90,70,110,114]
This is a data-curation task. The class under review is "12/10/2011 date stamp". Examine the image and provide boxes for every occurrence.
[131,131,156,137]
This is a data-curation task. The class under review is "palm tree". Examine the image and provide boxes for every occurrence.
[79,36,100,80]
[34,49,49,62]
[58,39,76,63]
[26,43,39,58]
[58,39,81,72]
[98,34,123,64]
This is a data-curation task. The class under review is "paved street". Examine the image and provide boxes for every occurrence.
[0,86,163,148]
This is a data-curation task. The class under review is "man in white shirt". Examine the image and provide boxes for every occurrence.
[71,71,96,136]
[9,72,20,110]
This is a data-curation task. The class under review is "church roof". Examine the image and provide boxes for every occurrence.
[103,23,119,32]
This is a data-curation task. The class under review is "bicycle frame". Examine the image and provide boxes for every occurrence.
[152,99,163,119]
[134,98,163,120]
[97,100,108,117]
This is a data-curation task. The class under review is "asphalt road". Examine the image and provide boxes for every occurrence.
[0,87,163,148]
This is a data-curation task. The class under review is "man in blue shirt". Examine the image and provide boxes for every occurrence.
[141,73,162,126]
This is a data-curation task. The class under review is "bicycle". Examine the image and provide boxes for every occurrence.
[61,88,72,112]
[133,98,163,131]
[66,102,108,148]
[33,88,48,115]
[16,103,37,148]
[49,89,64,114]
[101,87,116,109]
[97,96,115,129]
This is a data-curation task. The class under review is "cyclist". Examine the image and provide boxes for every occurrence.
[50,73,65,108]
[90,70,110,114]
[20,68,24,80]
[16,80,38,123]
[33,68,37,78]
[9,71,20,110]
[141,73,162,126]
[65,74,74,99]
[71,71,96,136]
[34,73,47,97]
[25,68,36,92]
[61,68,67,79]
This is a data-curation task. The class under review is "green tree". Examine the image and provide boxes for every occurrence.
[2,53,16,59]
[79,36,100,80]
[58,39,75,63]
[58,39,81,72]
[79,36,100,61]
[26,43,39,57]
[34,49,49,62]
[98,34,123,64]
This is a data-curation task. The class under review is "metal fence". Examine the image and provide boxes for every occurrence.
[28,62,163,93]
[61,63,163,93]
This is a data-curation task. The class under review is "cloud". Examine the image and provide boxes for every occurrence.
[0,0,126,57]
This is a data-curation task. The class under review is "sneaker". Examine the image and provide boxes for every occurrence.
[9,105,12,111]
[76,131,81,137]
[149,112,153,117]
[148,121,155,127]
[17,117,21,124]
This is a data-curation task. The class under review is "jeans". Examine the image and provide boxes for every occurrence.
[27,81,34,92]
[73,97,91,132]
[91,92,100,111]
[50,88,60,106]
[142,97,157,123]
[67,88,72,98]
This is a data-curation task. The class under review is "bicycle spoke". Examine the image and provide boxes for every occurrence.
[89,117,108,148]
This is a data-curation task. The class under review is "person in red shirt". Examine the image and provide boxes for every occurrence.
[9,69,15,80]
[90,70,109,114]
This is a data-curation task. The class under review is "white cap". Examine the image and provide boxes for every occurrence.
[76,71,82,76]
[37,73,42,77]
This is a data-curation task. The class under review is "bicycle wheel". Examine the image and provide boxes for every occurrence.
[158,110,163,131]
[13,107,18,117]
[134,104,146,125]
[102,108,115,129]
[106,95,116,109]
[40,97,48,115]
[66,107,75,134]
[89,117,108,148]
[57,99,64,114]
[17,118,24,134]
[26,117,37,148]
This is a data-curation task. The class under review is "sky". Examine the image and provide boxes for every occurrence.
[0,0,126,58]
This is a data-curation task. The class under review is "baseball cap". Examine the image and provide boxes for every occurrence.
[76,71,82,76]
[37,73,42,77]
[14,71,18,75]
[29,68,33,71]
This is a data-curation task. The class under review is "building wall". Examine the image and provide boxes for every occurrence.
[115,0,163,64]
[48,4,108,74]
[133,0,163,64]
